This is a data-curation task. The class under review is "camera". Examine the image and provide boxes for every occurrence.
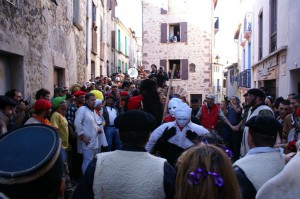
[224,96,230,104]
[20,99,30,106]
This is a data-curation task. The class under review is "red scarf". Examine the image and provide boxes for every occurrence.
[176,119,190,131]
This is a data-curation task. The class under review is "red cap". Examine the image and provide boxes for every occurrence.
[34,99,52,112]
[120,91,129,96]
[73,91,86,97]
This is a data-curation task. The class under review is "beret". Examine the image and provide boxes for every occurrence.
[0,124,64,198]
[51,95,66,109]
[245,115,281,137]
[34,99,52,112]
[114,110,156,131]
[0,95,17,107]
[245,88,265,98]
[73,90,86,97]
[120,91,129,96]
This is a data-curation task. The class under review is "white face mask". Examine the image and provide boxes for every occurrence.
[168,100,179,117]
[176,113,190,127]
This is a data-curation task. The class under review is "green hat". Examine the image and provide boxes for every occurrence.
[51,95,66,109]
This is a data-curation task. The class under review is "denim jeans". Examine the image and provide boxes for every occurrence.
[104,126,121,151]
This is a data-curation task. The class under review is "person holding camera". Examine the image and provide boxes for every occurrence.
[148,64,169,88]
[222,96,242,162]
[5,89,30,130]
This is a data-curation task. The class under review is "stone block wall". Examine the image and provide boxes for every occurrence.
[142,0,214,102]
[0,0,86,98]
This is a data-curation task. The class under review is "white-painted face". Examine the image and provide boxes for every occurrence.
[168,98,181,117]
[176,112,190,127]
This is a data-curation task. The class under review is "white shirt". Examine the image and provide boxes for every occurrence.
[75,106,101,150]
[146,121,209,152]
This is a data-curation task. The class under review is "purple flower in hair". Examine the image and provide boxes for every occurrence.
[187,168,224,187]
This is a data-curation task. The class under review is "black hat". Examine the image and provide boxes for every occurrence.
[0,95,17,107]
[114,110,156,131]
[0,124,64,198]
[245,88,265,98]
[245,115,281,137]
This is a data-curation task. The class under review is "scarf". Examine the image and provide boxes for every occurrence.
[33,115,52,126]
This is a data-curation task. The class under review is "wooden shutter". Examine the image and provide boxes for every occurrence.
[160,59,167,71]
[161,23,168,43]
[161,8,167,14]
[92,29,97,54]
[111,0,116,17]
[107,0,111,11]
[111,31,115,49]
[181,59,188,80]
[180,22,187,42]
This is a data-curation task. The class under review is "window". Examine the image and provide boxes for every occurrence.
[248,42,251,69]
[169,60,181,79]
[214,17,219,34]
[91,61,95,79]
[164,59,188,80]
[125,63,128,73]
[270,0,277,52]
[161,22,187,43]
[258,11,263,60]
[243,48,246,70]
[118,30,121,51]
[91,3,97,54]
[0,53,24,94]
[54,67,65,88]
[73,0,82,30]
[169,24,180,42]
[189,63,196,73]
[125,36,127,56]
[118,60,121,73]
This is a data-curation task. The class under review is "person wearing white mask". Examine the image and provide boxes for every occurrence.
[146,103,209,166]
[163,97,182,123]
[94,99,108,151]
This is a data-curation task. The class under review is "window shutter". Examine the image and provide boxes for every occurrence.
[111,31,115,49]
[111,0,116,17]
[160,59,167,71]
[161,23,168,43]
[180,22,187,42]
[161,8,167,14]
[181,59,188,80]
[107,0,111,11]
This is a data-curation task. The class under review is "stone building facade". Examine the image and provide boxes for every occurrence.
[0,0,139,99]
[0,0,88,98]
[142,0,217,103]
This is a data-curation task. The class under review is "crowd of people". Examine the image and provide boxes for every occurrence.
[0,68,300,199]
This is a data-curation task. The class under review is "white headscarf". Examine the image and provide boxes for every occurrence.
[174,102,192,127]
[94,99,103,107]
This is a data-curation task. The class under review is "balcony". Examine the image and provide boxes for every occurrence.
[238,69,251,88]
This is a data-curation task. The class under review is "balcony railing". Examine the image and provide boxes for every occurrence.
[238,69,251,88]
